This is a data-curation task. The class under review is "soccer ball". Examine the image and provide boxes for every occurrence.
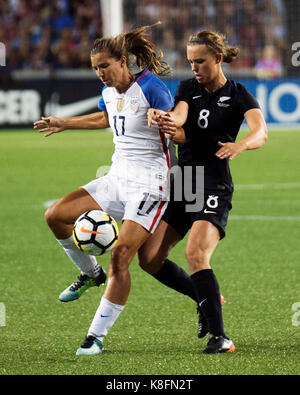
[73,210,119,256]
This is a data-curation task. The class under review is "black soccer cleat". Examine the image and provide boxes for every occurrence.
[203,335,235,354]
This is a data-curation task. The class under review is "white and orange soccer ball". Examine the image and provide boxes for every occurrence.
[73,210,119,256]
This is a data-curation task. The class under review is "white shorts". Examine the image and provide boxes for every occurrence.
[82,172,169,234]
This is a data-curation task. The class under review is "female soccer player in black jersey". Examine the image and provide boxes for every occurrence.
[140,30,268,354]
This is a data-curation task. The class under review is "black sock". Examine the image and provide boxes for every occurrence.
[191,269,226,338]
[152,259,198,302]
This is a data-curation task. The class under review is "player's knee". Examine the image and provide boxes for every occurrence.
[44,205,59,229]
[110,244,131,274]
[137,249,151,270]
[45,202,69,231]
[137,250,165,274]
[185,246,211,272]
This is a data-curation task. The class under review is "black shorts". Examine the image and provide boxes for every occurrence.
[162,187,233,240]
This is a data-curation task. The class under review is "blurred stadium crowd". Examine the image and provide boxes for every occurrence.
[0,0,102,70]
[125,0,286,77]
[0,0,286,76]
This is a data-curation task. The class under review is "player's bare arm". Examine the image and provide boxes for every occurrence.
[147,109,186,144]
[215,109,268,160]
[169,101,189,127]
[148,101,189,128]
[34,111,110,137]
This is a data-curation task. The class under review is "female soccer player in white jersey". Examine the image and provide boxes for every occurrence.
[34,23,184,355]
[142,30,268,354]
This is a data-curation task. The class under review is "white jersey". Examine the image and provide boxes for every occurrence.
[98,68,174,181]
[82,70,174,233]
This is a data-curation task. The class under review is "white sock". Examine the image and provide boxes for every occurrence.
[57,235,101,278]
[88,296,125,340]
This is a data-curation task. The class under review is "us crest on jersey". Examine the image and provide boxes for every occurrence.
[130,96,139,113]
[117,98,124,112]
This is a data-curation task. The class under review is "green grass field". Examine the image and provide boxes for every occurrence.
[0,128,299,376]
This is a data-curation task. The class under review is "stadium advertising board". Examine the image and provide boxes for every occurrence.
[239,79,300,126]
[0,79,300,128]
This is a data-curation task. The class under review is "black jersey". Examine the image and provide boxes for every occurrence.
[175,78,260,191]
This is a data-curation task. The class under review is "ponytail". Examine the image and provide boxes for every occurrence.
[91,22,171,76]
[223,46,240,63]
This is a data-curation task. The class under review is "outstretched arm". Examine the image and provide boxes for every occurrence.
[34,111,110,137]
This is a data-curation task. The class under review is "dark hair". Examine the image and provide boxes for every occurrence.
[91,22,171,76]
[188,30,239,63]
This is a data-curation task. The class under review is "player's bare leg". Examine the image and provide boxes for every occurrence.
[185,220,219,274]
[138,220,182,274]
[104,220,150,304]
[45,188,101,239]
[45,188,107,301]
[77,220,150,355]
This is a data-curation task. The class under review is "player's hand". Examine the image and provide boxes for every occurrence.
[216,141,247,160]
[33,116,65,137]
[147,108,167,127]
[156,112,177,139]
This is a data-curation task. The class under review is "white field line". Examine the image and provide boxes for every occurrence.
[43,199,58,208]
[235,182,300,191]
[232,181,300,221]
[232,182,300,220]
[229,215,300,221]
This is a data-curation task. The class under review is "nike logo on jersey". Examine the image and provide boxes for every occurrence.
[217,96,231,107]
[192,95,202,99]
[80,226,104,235]
[203,209,217,214]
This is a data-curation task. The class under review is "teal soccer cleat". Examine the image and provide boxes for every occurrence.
[59,269,106,302]
[76,335,104,356]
